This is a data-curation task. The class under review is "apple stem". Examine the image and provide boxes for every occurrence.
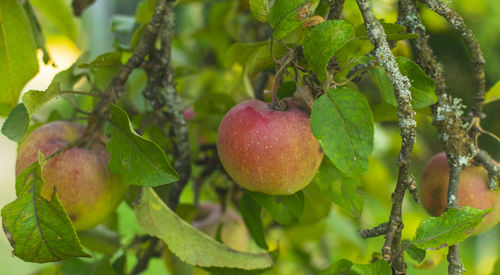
[269,70,287,111]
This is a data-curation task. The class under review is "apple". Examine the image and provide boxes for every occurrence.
[16,121,126,231]
[420,152,500,233]
[192,202,249,251]
[217,98,323,195]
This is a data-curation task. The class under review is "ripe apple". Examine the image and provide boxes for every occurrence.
[16,121,126,231]
[420,152,500,233]
[217,98,323,195]
[192,202,249,251]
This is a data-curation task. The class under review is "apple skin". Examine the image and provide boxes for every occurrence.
[217,98,323,195]
[16,121,126,231]
[421,152,500,234]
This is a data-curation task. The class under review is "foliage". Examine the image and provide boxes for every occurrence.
[0,0,499,274]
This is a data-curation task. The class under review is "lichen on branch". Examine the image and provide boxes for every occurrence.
[355,0,417,273]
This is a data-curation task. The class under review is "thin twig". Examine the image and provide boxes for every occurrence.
[419,0,486,118]
[356,0,416,273]
[474,150,500,190]
[359,222,389,238]
[327,0,345,20]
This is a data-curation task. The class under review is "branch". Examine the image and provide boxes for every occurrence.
[160,1,191,210]
[359,222,389,238]
[397,2,472,274]
[355,0,416,273]
[327,0,345,20]
[474,150,500,190]
[419,0,486,118]
[83,0,168,144]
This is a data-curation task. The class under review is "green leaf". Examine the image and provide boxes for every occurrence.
[225,41,269,68]
[23,2,51,64]
[22,82,62,117]
[320,259,358,275]
[351,260,392,274]
[269,0,319,40]
[135,188,274,270]
[314,158,364,218]
[413,207,490,250]
[401,239,426,263]
[0,0,39,114]
[239,192,268,250]
[485,80,500,104]
[30,0,78,43]
[311,87,374,176]
[107,104,179,186]
[355,22,418,41]
[320,259,391,275]
[248,190,305,226]
[79,52,123,68]
[250,0,270,22]
[1,103,29,142]
[303,20,354,81]
[1,162,90,263]
[371,57,437,109]
[300,182,332,223]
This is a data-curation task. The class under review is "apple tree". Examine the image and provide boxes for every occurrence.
[1,0,500,274]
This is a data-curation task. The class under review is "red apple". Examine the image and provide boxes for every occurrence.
[216,98,323,195]
[420,152,500,233]
[16,121,126,231]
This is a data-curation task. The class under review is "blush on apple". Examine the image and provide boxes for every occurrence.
[216,98,323,195]
[420,152,500,234]
[16,121,126,231]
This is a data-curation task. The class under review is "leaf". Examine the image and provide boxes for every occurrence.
[401,239,426,263]
[107,104,178,186]
[371,57,437,109]
[303,20,354,81]
[1,103,29,142]
[135,188,274,270]
[311,87,374,176]
[355,22,418,41]
[248,190,305,226]
[413,207,490,250]
[299,182,332,223]
[30,0,78,43]
[485,80,500,104]
[79,52,122,68]
[1,162,90,263]
[22,82,62,117]
[351,260,392,274]
[249,0,269,23]
[319,258,358,275]
[0,0,39,114]
[23,2,51,64]
[269,0,319,40]
[239,192,268,250]
[320,259,391,275]
[314,158,364,218]
[225,41,269,68]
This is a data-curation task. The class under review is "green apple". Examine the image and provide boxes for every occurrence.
[16,121,126,231]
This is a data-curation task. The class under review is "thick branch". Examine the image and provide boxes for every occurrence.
[356,0,416,273]
[161,1,191,210]
[419,0,486,118]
